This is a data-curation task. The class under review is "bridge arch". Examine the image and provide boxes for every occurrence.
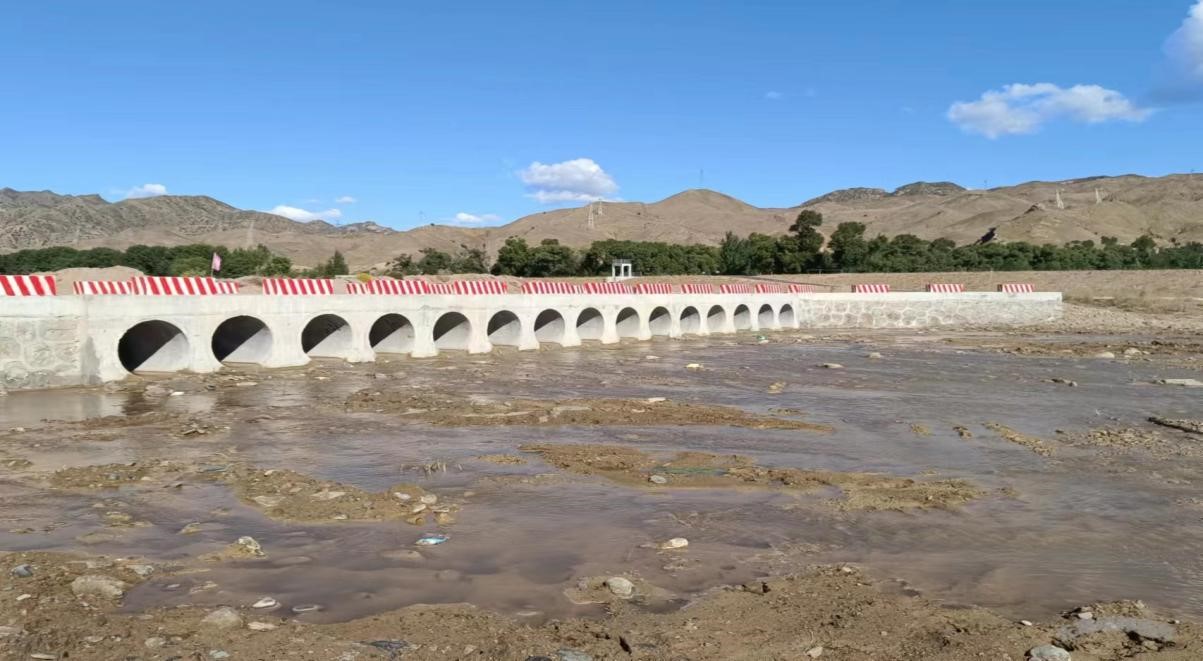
[779,304,796,328]
[302,314,353,358]
[757,303,776,329]
[487,310,522,347]
[615,307,641,338]
[212,315,272,364]
[648,306,671,336]
[679,306,701,335]
[534,309,566,345]
[369,314,415,355]
[733,304,752,330]
[576,307,604,341]
[706,305,727,333]
[119,320,190,373]
[433,312,472,351]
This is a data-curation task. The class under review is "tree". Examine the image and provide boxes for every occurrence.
[325,251,349,276]
[386,254,420,277]
[788,209,825,269]
[448,246,489,273]
[168,255,211,276]
[493,237,532,276]
[828,222,868,271]
[416,248,453,274]
[526,239,577,276]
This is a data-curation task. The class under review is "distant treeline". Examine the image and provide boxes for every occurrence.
[3,211,1201,278]
[389,211,1203,277]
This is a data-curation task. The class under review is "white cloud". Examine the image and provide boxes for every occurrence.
[449,212,502,227]
[518,158,618,204]
[1166,0,1203,81]
[764,91,783,100]
[947,83,1152,138]
[124,183,168,199]
[268,205,343,222]
[335,195,357,204]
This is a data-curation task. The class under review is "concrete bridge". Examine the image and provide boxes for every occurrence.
[0,291,1061,391]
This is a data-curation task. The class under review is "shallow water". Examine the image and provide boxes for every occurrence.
[2,333,1202,623]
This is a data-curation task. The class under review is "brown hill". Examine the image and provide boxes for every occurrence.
[2,173,1201,270]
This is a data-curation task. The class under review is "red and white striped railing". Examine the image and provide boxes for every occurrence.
[132,276,239,295]
[261,278,334,295]
[582,282,633,294]
[852,284,891,293]
[73,280,132,295]
[680,283,717,294]
[998,283,1035,293]
[452,280,509,295]
[788,284,820,293]
[346,279,429,295]
[426,282,457,295]
[754,283,788,293]
[926,283,965,293]
[0,275,57,296]
[521,281,582,294]
[632,283,673,294]
[719,284,755,294]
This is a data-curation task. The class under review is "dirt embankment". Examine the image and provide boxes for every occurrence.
[345,391,833,432]
[520,444,980,512]
[2,551,1194,661]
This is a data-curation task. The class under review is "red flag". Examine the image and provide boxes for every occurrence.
[211,252,222,273]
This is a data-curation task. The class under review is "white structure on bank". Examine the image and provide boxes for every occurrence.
[0,290,1061,391]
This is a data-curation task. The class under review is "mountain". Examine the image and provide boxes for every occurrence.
[2,173,1202,270]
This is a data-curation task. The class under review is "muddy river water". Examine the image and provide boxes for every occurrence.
[2,329,1202,658]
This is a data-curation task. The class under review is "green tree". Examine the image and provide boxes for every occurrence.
[828,222,868,271]
[493,237,532,275]
[416,248,453,274]
[168,255,211,276]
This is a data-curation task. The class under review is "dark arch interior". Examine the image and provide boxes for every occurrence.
[302,314,352,357]
[733,304,752,330]
[576,307,604,341]
[758,304,775,328]
[487,310,522,346]
[370,314,415,354]
[779,304,796,327]
[212,315,272,364]
[433,312,472,351]
[706,305,727,332]
[535,309,566,345]
[615,307,641,338]
[649,306,671,335]
[118,320,190,373]
[679,306,701,334]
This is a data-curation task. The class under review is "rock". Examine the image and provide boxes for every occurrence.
[1047,378,1078,387]
[867,352,883,359]
[247,621,277,631]
[30,655,57,660]
[145,636,166,649]
[419,494,438,505]
[200,607,244,630]
[236,535,265,557]
[1028,644,1071,660]
[806,646,824,658]
[210,651,230,660]
[126,563,154,577]
[1159,378,1203,387]
[659,537,689,550]
[1093,351,1116,359]
[766,381,786,394]
[291,604,322,613]
[252,495,285,508]
[178,522,204,535]
[310,489,346,501]
[70,574,127,599]
[645,397,667,403]
[820,363,843,369]
[1123,347,1142,356]
[252,597,278,609]
[684,363,703,370]
[435,569,463,582]
[1076,611,1094,620]
[143,384,172,397]
[648,474,668,485]
[10,563,33,578]
[556,651,593,661]
[0,625,22,638]
[605,576,635,598]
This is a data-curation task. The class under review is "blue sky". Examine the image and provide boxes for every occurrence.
[2,1,1201,230]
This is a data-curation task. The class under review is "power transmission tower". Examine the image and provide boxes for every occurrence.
[1055,189,1065,209]
[1095,188,1103,205]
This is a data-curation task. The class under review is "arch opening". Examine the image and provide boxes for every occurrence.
[706,305,727,333]
[119,320,190,373]
[733,304,752,331]
[576,308,604,341]
[302,314,352,358]
[648,306,671,336]
[212,316,272,364]
[615,307,641,338]
[779,304,796,328]
[679,306,701,335]
[487,310,522,347]
[758,304,776,329]
[534,309,566,345]
[370,314,415,355]
[433,312,472,351]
